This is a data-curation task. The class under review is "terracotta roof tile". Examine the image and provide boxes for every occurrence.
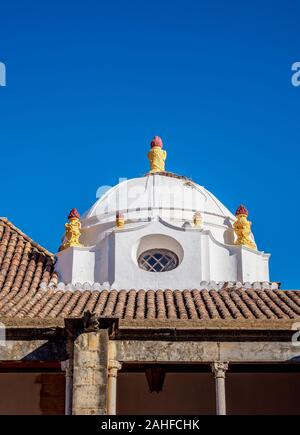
[113,289,127,318]
[93,289,109,316]
[1,218,300,327]
[219,290,243,319]
[145,290,156,319]
[191,289,209,320]
[0,218,57,300]
[135,289,146,319]
[202,289,219,319]
[274,289,300,316]
[236,289,266,319]
[124,289,137,319]
[165,289,177,320]
[183,289,199,319]
[1,284,300,324]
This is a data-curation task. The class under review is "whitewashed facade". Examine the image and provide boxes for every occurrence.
[56,173,270,289]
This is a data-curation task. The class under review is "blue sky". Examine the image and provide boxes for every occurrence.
[0,0,299,288]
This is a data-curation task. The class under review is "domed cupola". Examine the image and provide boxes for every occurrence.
[55,137,270,289]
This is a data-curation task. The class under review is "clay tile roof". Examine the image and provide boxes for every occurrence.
[0,218,57,309]
[1,285,300,329]
[0,218,300,329]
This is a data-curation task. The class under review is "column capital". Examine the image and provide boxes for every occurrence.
[61,359,73,375]
[211,361,229,379]
[108,360,122,378]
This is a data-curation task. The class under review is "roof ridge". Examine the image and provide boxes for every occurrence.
[38,285,297,293]
[0,217,54,258]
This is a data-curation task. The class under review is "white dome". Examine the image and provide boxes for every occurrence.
[56,171,269,288]
[81,173,237,246]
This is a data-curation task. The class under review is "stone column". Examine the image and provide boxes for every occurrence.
[107,360,122,415]
[72,329,108,415]
[61,360,73,415]
[211,361,229,415]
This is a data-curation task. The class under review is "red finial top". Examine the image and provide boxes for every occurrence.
[235,205,249,216]
[116,211,124,219]
[68,208,80,220]
[150,136,163,148]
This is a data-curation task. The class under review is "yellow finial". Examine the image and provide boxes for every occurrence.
[233,205,257,250]
[147,136,167,173]
[193,211,203,228]
[59,208,82,251]
[116,212,125,229]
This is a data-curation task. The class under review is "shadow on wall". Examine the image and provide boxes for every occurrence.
[226,373,300,415]
[223,217,235,245]
[0,373,65,415]
[117,371,300,415]
[117,372,215,415]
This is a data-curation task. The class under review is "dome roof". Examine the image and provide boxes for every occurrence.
[81,172,237,245]
[56,137,265,288]
[83,173,234,221]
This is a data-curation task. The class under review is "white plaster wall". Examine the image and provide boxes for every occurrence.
[113,221,201,289]
[94,235,114,284]
[56,247,95,284]
[53,173,271,288]
[135,234,184,264]
[55,219,270,288]
[80,213,235,247]
[207,237,238,282]
[239,248,270,282]
[55,248,74,284]
[111,220,270,289]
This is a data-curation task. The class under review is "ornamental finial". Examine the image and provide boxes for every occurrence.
[233,205,256,250]
[116,211,125,229]
[193,211,203,228]
[147,136,167,173]
[68,208,80,220]
[235,205,249,216]
[59,208,82,251]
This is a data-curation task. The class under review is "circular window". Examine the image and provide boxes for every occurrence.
[138,249,179,272]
